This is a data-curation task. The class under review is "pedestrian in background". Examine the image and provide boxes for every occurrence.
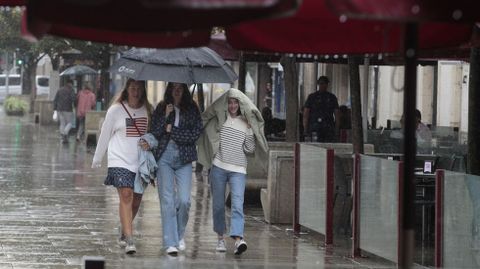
[91,79,152,254]
[53,79,76,143]
[76,82,96,142]
[302,76,340,142]
[197,88,269,255]
[141,82,202,256]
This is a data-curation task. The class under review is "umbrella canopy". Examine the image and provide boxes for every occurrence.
[327,0,480,23]
[60,65,97,76]
[16,0,299,46]
[109,47,238,84]
[225,0,474,55]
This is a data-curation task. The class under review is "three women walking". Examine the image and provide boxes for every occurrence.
[93,82,267,256]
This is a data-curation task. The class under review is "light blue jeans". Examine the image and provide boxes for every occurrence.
[210,165,246,238]
[157,141,192,249]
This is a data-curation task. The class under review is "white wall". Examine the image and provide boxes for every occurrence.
[417,65,434,124]
[460,62,470,143]
[376,66,405,128]
[437,61,463,127]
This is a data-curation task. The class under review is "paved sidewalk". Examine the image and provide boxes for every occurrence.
[0,107,396,269]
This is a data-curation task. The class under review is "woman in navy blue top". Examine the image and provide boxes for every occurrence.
[143,82,202,256]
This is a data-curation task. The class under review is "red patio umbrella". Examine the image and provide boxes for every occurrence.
[225,0,474,55]
[19,0,298,45]
[327,0,480,23]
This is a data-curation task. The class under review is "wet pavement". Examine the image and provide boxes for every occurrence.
[0,106,400,269]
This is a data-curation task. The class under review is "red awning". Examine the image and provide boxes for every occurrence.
[22,9,211,48]
[25,0,299,32]
[16,0,298,49]
[326,0,480,23]
[0,0,23,6]
[225,0,474,55]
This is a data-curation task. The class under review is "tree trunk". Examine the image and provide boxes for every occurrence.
[348,56,364,154]
[49,55,61,101]
[280,56,299,142]
[22,56,36,113]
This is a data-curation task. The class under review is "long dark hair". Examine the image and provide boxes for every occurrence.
[161,82,197,112]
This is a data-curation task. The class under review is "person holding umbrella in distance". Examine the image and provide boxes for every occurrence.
[140,82,202,256]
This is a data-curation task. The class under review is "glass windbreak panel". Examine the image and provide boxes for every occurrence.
[299,144,328,234]
[443,171,480,268]
[359,155,399,263]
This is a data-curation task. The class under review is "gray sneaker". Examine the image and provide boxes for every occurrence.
[118,234,127,247]
[125,238,136,254]
[125,236,137,254]
[216,239,226,252]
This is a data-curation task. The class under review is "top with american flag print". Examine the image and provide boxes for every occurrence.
[92,102,149,173]
[125,114,148,137]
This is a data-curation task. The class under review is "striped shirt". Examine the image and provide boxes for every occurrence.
[213,115,255,174]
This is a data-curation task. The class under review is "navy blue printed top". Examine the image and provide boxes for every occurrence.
[304,91,339,130]
[150,102,202,164]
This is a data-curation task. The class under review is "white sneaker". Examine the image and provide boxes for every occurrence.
[166,246,178,256]
[125,242,136,254]
[216,239,226,252]
[178,238,186,251]
[234,239,247,255]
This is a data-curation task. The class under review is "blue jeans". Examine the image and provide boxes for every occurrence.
[210,165,246,238]
[157,141,192,249]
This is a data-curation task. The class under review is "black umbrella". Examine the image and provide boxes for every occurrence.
[109,47,238,84]
[60,65,98,76]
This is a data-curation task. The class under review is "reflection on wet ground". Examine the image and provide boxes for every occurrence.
[0,107,397,268]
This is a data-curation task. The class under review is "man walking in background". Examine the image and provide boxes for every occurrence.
[53,79,76,143]
[76,82,96,142]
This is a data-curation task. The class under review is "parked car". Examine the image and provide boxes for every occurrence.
[35,75,50,96]
[0,74,22,103]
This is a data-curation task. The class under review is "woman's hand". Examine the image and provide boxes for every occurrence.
[165,104,174,117]
[139,139,150,150]
[166,124,172,133]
